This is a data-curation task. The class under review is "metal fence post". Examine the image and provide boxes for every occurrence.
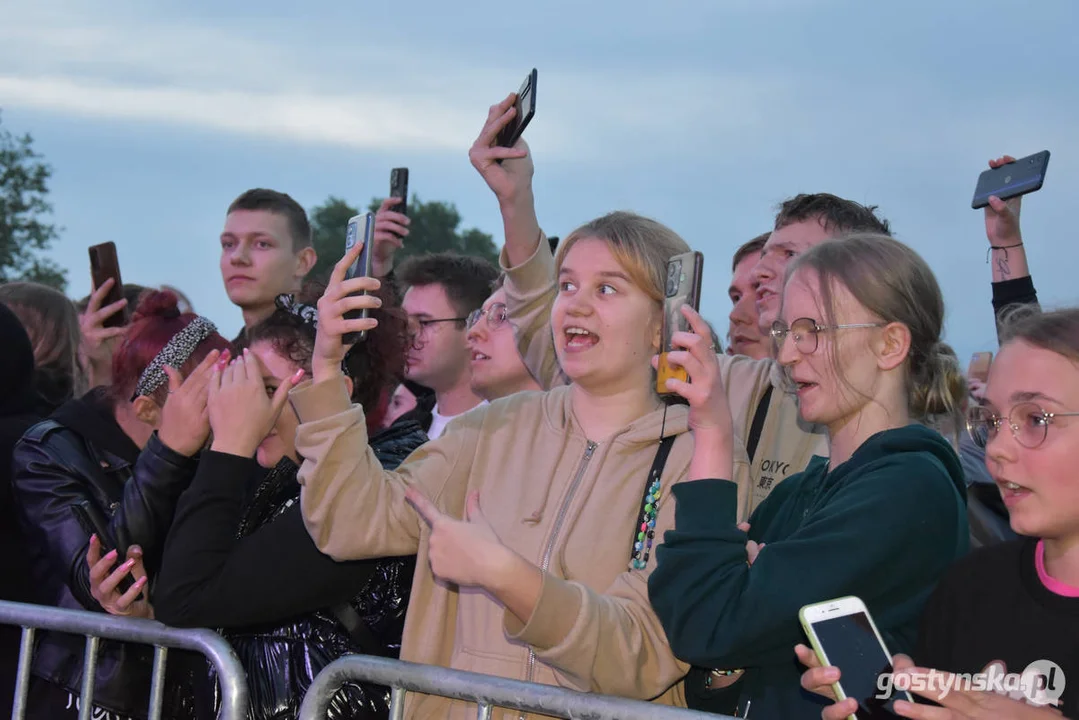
[297,654,736,720]
[0,601,248,720]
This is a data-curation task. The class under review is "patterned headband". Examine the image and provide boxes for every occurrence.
[132,316,218,399]
[275,294,318,329]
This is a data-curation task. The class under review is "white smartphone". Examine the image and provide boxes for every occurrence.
[799,596,912,719]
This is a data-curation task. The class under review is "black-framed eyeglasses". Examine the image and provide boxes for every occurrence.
[769,318,885,354]
[966,402,1079,449]
[406,315,467,338]
[466,303,508,330]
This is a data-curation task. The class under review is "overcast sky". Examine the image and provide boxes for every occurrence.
[2,0,1077,362]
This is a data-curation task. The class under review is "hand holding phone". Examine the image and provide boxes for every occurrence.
[497,68,538,148]
[972,150,1050,210]
[342,213,376,345]
[800,596,910,719]
[390,168,409,217]
[657,251,705,395]
[88,242,129,328]
[72,501,135,595]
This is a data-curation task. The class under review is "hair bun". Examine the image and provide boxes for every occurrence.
[132,289,182,323]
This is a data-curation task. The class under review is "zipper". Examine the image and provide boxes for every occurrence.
[520,441,597,718]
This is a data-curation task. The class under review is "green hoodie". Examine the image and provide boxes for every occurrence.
[649,424,969,719]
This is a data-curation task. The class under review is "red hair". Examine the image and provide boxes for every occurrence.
[110,290,231,404]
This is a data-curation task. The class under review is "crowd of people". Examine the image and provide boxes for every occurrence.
[0,90,1074,720]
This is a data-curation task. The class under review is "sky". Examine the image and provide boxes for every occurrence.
[2,0,1077,363]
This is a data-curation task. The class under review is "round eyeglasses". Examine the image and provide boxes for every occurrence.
[466,303,509,331]
[769,318,885,354]
[966,402,1079,449]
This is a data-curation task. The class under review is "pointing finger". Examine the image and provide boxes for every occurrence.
[405,487,443,528]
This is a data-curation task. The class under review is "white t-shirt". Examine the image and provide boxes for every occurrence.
[427,400,487,440]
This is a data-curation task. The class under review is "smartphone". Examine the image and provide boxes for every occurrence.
[968,351,993,383]
[800,596,911,719]
[343,212,376,345]
[497,68,538,148]
[71,501,135,594]
[971,150,1050,209]
[390,167,409,217]
[656,251,705,396]
[88,242,129,328]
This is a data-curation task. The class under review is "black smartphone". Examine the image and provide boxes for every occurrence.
[657,251,705,396]
[971,150,1050,209]
[88,242,129,328]
[343,212,376,345]
[497,68,538,148]
[390,167,409,217]
[71,501,135,594]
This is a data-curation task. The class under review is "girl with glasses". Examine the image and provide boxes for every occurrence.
[649,234,970,718]
[800,308,1079,719]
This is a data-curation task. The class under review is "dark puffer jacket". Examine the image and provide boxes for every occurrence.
[11,390,205,719]
[154,418,428,720]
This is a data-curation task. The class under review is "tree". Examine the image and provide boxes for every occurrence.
[308,194,499,284]
[0,111,66,290]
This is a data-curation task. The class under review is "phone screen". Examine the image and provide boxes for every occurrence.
[812,612,906,718]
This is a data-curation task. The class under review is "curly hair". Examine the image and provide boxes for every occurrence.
[243,282,409,430]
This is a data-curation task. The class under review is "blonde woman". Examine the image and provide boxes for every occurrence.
[650,235,971,719]
[244,203,742,718]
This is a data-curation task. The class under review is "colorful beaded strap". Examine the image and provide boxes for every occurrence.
[629,434,676,570]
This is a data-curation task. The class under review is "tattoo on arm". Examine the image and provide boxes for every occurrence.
[996,255,1011,280]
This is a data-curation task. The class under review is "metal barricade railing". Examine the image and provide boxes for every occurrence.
[297,654,736,720]
[0,600,248,720]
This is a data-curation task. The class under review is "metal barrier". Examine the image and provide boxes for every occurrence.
[0,600,248,720]
[297,654,736,720]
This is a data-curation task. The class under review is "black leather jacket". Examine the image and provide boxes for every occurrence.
[11,390,205,719]
[155,417,428,720]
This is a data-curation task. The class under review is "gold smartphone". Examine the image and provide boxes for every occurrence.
[656,251,705,395]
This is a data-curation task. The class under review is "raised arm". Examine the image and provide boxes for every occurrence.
[153,452,389,627]
[983,155,1039,341]
[469,94,565,389]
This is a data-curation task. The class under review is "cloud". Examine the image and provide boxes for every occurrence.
[0,1,791,158]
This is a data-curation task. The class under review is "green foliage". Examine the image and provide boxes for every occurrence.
[0,112,66,290]
[309,194,498,283]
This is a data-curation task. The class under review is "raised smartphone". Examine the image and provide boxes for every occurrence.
[497,68,538,148]
[968,351,993,383]
[390,167,409,217]
[971,150,1050,209]
[71,501,135,594]
[88,242,129,328]
[656,251,705,396]
[343,212,376,345]
[800,596,911,719]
